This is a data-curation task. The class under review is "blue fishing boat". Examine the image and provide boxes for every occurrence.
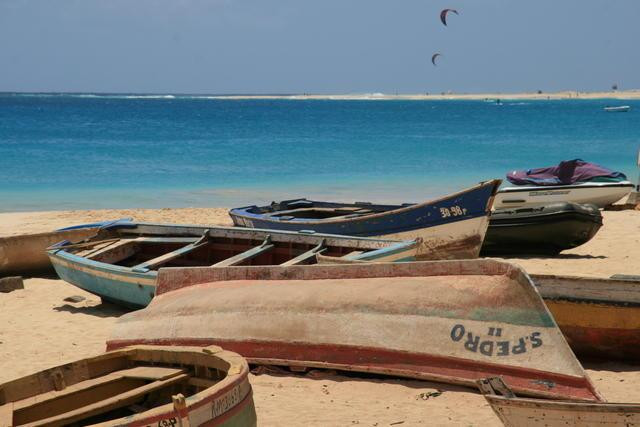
[229,180,501,260]
[46,222,420,308]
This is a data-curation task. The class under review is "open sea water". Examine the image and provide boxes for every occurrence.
[1,93,638,212]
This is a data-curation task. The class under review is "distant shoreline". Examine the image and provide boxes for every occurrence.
[2,90,640,100]
[208,90,640,101]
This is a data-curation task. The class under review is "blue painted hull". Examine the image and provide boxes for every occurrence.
[48,252,156,309]
[46,222,422,308]
[230,181,500,237]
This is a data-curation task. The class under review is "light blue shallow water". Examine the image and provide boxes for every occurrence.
[1,93,638,212]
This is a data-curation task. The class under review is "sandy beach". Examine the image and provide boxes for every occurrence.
[203,89,640,101]
[1,208,639,426]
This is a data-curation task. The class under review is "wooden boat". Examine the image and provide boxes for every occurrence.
[0,345,256,427]
[493,181,634,209]
[107,260,601,401]
[46,222,420,308]
[478,376,640,427]
[604,105,631,112]
[0,220,125,276]
[228,180,501,260]
[532,274,640,361]
[481,202,602,256]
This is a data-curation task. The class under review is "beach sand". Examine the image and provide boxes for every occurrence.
[1,208,639,426]
[203,89,640,101]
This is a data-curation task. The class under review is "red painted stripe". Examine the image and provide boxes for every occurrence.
[107,338,600,402]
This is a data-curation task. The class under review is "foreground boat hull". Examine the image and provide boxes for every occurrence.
[0,345,256,427]
[49,252,156,308]
[108,260,600,401]
[230,180,501,259]
[493,182,634,209]
[479,377,639,427]
[533,274,640,361]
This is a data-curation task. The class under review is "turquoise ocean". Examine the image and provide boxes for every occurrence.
[1,93,638,212]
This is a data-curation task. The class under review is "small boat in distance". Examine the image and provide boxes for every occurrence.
[0,219,129,276]
[604,105,631,112]
[229,180,501,260]
[481,202,602,256]
[47,222,420,308]
[0,345,257,427]
[108,260,601,401]
[478,376,640,427]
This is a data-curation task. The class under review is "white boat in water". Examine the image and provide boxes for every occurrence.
[493,181,634,209]
[604,105,631,112]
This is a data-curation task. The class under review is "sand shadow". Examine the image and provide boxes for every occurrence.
[582,360,640,373]
[554,254,607,260]
[53,302,131,318]
[494,253,607,260]
[250,365,471,393]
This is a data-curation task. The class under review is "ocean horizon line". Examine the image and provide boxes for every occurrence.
[1,90,640,100]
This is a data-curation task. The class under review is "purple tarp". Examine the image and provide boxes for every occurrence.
[506,159,627,186]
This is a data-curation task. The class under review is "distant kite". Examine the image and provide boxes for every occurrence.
[431,53,442,66]
[440,8,459,26]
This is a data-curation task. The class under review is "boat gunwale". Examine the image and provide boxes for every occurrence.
[532,274,640,307]
[118,222,417,248]
[156,259,540,300]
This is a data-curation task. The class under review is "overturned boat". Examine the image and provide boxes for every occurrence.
[494,160,633,209]
[0,219,126,277]
[0,345,256,427]
[479,377,639,427]
[229,180,501,259]
[107,260,600,401]
[481,202,602,255]
[532,274,640,361]
[47,222,420,308]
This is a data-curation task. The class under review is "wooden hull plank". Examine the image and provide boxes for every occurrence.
[533,274,640,361]
[479,377,640,427]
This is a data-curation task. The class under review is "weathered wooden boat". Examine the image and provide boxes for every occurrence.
[478,376,640,427]
[0,345,256,427]
[493,181,634,209]
[228,180,501,259]
[47,222,420,308]
[532,274,640,361]
[107,260,601,401]
[0,220,126,276]
[481,202,602,256]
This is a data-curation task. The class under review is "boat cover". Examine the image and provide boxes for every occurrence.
[506,159,627,186]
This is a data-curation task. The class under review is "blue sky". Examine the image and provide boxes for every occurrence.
[1,0,638,94]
